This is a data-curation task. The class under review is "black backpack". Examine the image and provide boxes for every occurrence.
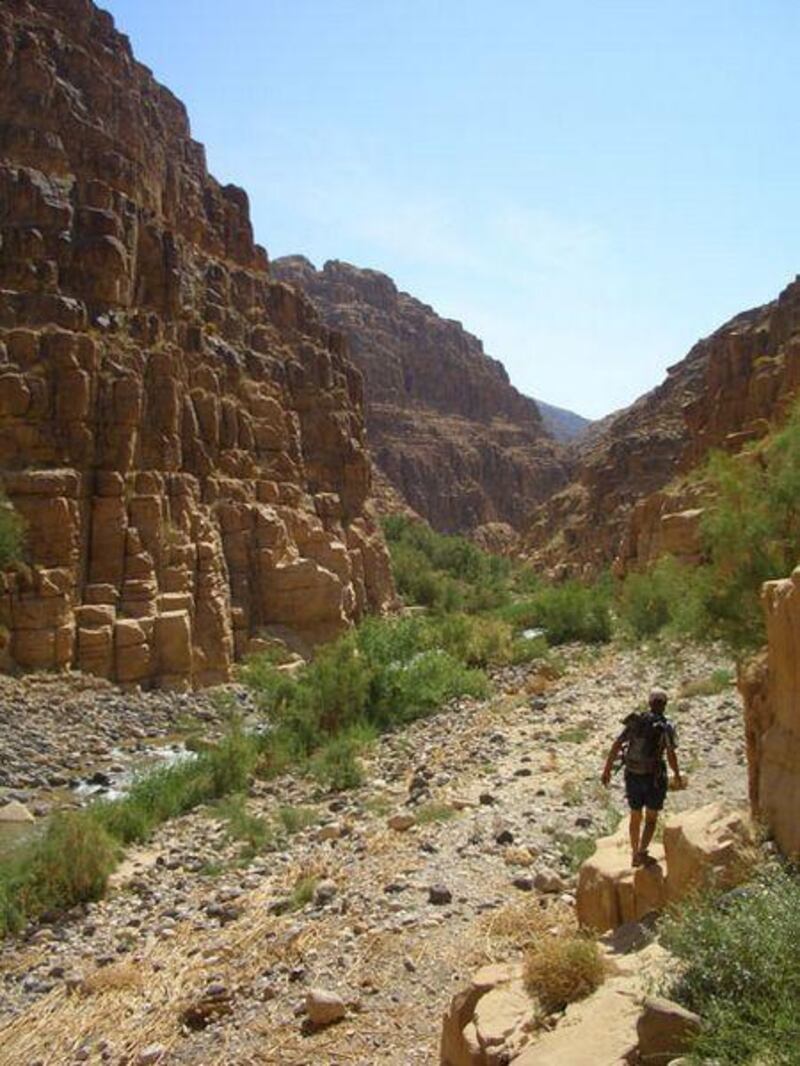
[621,711,669,774]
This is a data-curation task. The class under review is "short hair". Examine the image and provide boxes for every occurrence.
[649,687,668,709]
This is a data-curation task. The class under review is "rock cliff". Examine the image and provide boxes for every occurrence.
[272,256,570,533]
[739,568,800,858]
[0,0,394,687]
[523,276,800,574]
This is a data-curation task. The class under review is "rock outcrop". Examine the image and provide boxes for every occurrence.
[0,0,394,687]
[576,803,754,934]
[740,567,800,858]
[272,257,570,533]
[524,277,800,574]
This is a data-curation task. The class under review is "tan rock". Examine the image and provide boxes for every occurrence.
[636,996,701,1065]
[305,988,346,1027]
[388,813,416,832]
[0,800,34,823]
[576,825,667,933]
[663,802,756,902]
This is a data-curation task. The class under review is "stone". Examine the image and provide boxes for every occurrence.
[533,869,565,894]
[663,803,756,902]
[305,988,346,1027]
[136,1047,167,1065]
[429,884,453,906]
[636,996,702,1065]
[440,962,532,1066]
[388,812,416,832]
[576,825,667,933]
[0,800,34,823]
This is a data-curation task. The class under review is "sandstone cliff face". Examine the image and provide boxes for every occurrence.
[272,256,569,533]
[0,0,393,687]
[524,277,800,574]
[739,569,800,858]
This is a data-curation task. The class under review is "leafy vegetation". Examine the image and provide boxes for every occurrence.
[618,401,800,651]
[661,864,800,1064]
[0,721,259,935]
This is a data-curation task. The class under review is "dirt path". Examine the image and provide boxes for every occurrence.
[0,642,747,1065]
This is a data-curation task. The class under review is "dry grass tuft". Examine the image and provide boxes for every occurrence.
[482,896,576,959]
[523,935,604,1015]
[79,963,144,997]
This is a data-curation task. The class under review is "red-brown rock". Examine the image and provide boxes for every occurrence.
[0,0,394,687]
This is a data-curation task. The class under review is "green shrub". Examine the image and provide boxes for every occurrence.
[0,813,116,934]
[523,581,612,644]
[212,794,273,857]
[309,728,369,791]
[427,612,513,666]
[0,493,25,569]
[277,805,318,835]
[617,556,709,641]
[0,721,261,936]
[661,865,800,1063]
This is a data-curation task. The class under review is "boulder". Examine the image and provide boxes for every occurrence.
[636,996,701,1064]
[576,825,667,933]
[663,803,756,902]
[0,800,34,823]
[305,988,346,1027]
[440,962,533,1066]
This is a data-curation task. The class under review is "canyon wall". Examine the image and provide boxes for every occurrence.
[272,256,570,534]
[0,0,394,687]
[739,569,800,859]
[523,277,800,574]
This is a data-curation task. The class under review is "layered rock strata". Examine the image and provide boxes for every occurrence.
[272,256,570,533]
[524,277,800,574]
[0,0,393,687]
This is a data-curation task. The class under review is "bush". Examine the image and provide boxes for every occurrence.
[309,728,369,791]
[245,616,489,781]
[617,556,709,641]
[427,612,513,666]
[0,493,25,569]
[0,813,116,934]
[661,865,800,1063]
[523,935,605,1014]
[687,400,800,649]
[523,581,612,644]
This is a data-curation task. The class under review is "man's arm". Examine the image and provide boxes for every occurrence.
[601,737,624,786]
[664,726,683,787]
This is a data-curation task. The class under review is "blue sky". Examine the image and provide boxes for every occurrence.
[104,0,800,419]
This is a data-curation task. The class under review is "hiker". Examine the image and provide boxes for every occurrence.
[601,687,683,867]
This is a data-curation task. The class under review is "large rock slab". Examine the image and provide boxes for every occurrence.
[663,802,755,902]
[576,825,667,934]
[440,963,533,1066]
[740,567,800,858]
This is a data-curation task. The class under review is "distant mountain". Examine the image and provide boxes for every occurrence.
[534,399,591,443]
[273,256,570,533]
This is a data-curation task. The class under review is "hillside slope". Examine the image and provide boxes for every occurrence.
[523,276,800,573]
[273,256,570,533]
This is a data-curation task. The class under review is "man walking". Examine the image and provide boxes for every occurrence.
[601,687,683,867]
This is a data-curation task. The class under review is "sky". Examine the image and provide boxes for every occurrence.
[103,0,800,420]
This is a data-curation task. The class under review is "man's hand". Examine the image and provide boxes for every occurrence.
[601,768,611,787]
[672,773,685,791]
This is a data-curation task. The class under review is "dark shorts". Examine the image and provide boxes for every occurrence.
[624,770,667,812]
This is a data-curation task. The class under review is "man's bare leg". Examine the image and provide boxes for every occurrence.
[639,810,659,860]
[629,809,642,865]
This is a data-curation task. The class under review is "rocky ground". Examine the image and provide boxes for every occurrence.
[0,642,747,1065]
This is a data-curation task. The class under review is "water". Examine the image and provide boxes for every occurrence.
[71,741,196,802]
[521,627,545,640]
